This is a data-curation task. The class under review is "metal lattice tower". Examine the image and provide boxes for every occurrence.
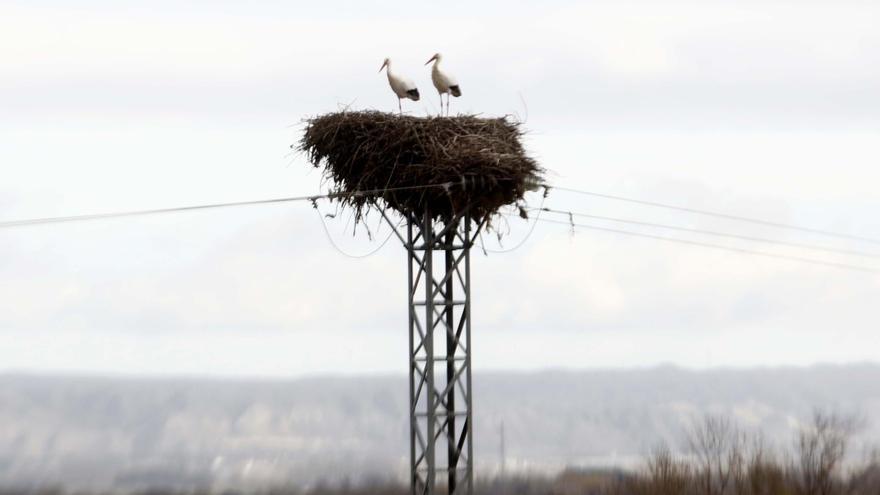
[381,205,482,495]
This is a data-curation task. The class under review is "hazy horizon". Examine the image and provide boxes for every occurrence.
[4,360,880,381]
[2,364,879,490]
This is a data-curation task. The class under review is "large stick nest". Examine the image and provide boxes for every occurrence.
[298,111,544,224]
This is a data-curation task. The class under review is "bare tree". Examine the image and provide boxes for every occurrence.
[847,448,880,495]
[607,413,872,495]
[741,436,786,495]
[794,411,857,495]
[631,445,691,495]
[688,416,747,495]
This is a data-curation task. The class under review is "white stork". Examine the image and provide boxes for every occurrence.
[379,58,420,114]
[425,53,461,116]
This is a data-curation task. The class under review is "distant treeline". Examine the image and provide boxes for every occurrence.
[609,412,880,495]
[3,411,879,495]
[487,412,880,495]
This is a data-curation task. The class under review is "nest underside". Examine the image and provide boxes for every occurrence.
[299,111,544,225]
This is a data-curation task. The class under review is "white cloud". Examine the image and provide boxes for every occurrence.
[0,0,878,376]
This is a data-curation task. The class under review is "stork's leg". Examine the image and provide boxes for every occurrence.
[398,98,402,114]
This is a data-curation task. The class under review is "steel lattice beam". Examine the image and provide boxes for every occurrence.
[381,206,480,495]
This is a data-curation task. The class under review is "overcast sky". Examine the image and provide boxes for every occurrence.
[1,0,879,377]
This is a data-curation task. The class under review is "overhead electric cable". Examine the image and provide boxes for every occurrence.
[313,204,397,259]
[551,185,880,245]
[0,183,454,229]
[479,189,548,254]
[530,217,877,273]
[530,206,880,259]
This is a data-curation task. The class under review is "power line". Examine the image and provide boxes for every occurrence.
[531,206,880,260]
[0,183,453,230]
[479,190,548,254]
[313,204,397,259]
[4,179,878,267]
[551,185,880,245]
[530,217,878,273]
[0,196,301,229]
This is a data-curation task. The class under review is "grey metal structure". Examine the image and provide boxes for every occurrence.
[380,205,483,495]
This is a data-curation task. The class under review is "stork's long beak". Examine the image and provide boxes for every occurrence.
[424,55,436,65]
[379,61,388,72]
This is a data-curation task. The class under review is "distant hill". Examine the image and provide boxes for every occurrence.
[1,364,879,491]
